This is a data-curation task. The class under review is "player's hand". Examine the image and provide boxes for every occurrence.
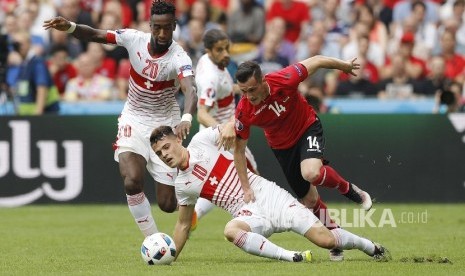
[243,188,255,203]
[343,57,360,76]
[175,121,191,140]
[43,16,72,32]
[217,121,236,151]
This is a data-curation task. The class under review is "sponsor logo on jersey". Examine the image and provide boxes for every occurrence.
[293,64,303,77]
[116,29,126,34]
[206,88,216,99]
[179,65,192,72]
[235,119,244,131]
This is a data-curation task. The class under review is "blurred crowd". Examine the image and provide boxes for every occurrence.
[1,0,465,114]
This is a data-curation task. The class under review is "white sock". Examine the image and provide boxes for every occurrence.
[194,198,216,219]
[331,228,375,255]
[127,192,158,237]
[233,230,296,262]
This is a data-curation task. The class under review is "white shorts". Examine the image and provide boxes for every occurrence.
[232,178,319,238]
[113,114,177,186]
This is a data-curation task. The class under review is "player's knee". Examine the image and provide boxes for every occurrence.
[123,177,144,195]
[301,168,320,183]
[223,222,237,242]
[157,198,177,213]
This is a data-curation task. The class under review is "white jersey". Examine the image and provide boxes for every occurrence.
[175,126,260,217]
[177,127,319,236]
[195,54,235,130]
[107,29,194,127]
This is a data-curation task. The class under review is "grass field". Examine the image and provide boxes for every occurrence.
[1,203,463,275]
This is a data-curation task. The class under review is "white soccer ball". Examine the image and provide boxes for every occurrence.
[140,232,176,265]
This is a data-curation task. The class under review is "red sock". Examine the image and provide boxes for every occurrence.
[313,165,350,194]
[312,196,339,230]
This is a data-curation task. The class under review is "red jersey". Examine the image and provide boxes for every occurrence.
[235,64,317,149]
[266,1,310,43]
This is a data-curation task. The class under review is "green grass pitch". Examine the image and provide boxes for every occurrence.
[1,203,463,275]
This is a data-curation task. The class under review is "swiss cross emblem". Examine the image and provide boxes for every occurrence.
[144,80,153,89]
[209,176,218,186]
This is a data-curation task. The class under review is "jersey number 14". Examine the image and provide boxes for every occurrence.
[268,101,286,117]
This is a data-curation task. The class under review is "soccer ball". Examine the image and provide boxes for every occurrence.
[140,232,176,265]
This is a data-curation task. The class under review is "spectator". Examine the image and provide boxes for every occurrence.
[382,32,428,80]
[299,34,340,98]
[47,43,77,97]
[390,1,438,60]
[86,42,117,80]
[300,19,341,59]
[4,12,45,57]
[341,34,379,83]
[438,29,465,83]
[414,55,452,96]
[377,53,419,99]
[254,32,289,74]
[7,31,59,115]
[63,52,115,101]
[439,0,465,55]
[343,22,385,68]
[266,0,310,43]
[99,12,128,66]
[393,0,439,25]
[262,17,296,64]
[57,0,94,50]
[354,3,389,54]
[335,57,379,98]
[179,0,221,43]
[178,18,205,67]
[103,0,133,28]
[227,0,265,44]
[47,27,83,59]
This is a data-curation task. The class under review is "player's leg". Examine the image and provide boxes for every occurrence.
[155,181,177,213]
[194,198,215,218]
[148,148,178,213]
[119,151,158,237]
[298,120,372,210]
[224,217,310,262]
[272,147,339,229]
[291,204,390,260]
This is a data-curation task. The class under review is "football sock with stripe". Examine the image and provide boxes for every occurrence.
[127,192,158,237]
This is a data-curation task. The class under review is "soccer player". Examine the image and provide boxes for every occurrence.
[192,28,258,229]
[149,124,390,262]
[43,1,198,237]
[229,57,372,261]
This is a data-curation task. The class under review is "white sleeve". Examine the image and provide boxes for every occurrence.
[196,73,217,107]
[172,49,194,79]
[106,29,140,47]
[190,127,220,148]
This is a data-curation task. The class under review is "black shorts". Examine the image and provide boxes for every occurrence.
[272,118,326,199]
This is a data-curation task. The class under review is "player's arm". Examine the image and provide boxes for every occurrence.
[176,76,198,140]
[234,137,255,203]
[43,16,107,43]
[299,55,360,77]
[173,204,195,261]
[197,104,218,128]
[217,116,235,151]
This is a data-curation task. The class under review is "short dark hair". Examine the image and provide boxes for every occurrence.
[203,29,229,50]
[150,125,176,146]
[151,0,176,17]
[235,61,263,83]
